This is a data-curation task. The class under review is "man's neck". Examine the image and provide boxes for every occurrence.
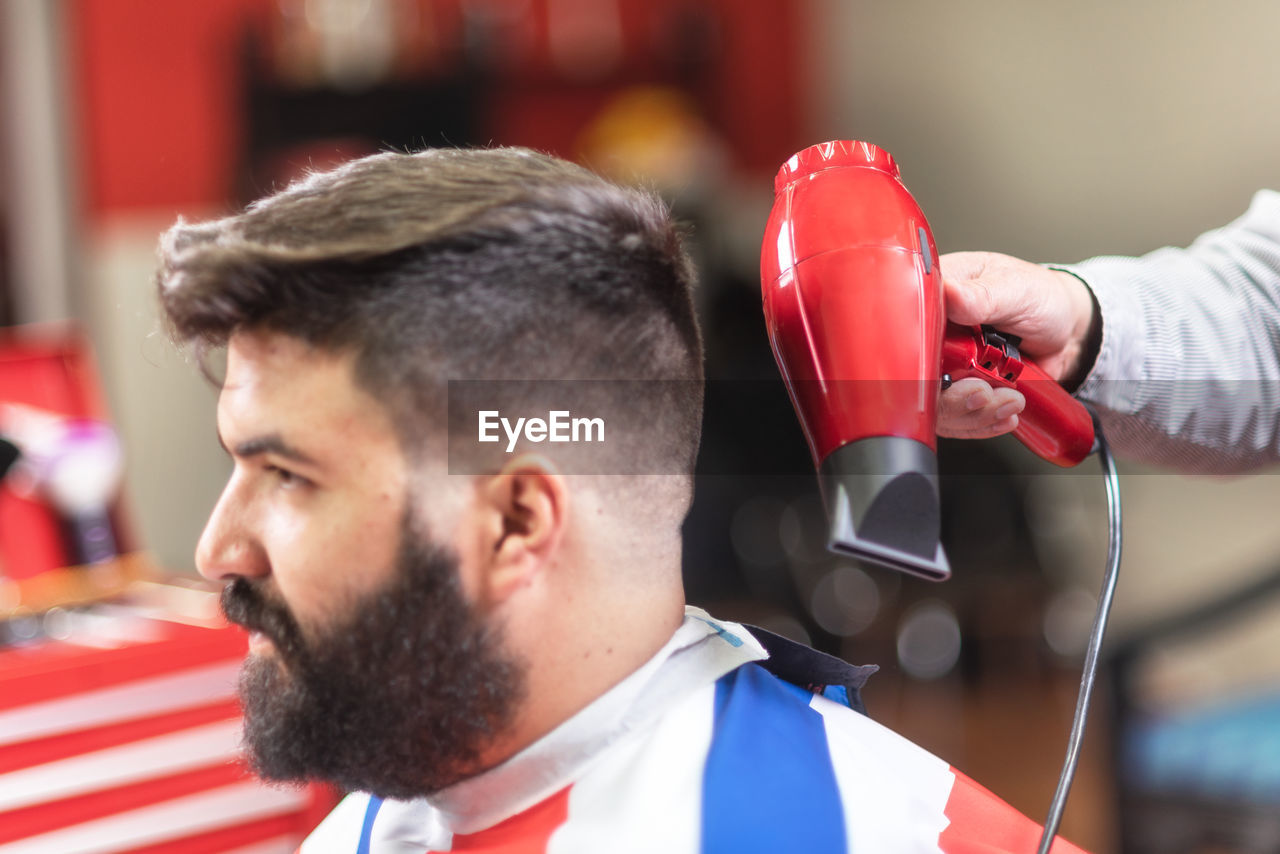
[475,581,687,773]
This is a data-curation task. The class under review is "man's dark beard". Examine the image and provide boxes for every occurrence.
[220,519,525,799]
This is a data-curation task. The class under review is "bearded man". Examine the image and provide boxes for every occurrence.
[158,147,1087,853]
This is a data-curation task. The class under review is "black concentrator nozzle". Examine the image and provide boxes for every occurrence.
[819,436,950,581]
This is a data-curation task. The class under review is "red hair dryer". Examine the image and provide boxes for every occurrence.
[761,141,1095,581]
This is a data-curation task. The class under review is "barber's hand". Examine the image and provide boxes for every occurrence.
[938,251,1096,439]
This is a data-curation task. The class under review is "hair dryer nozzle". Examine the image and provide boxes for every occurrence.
[820,437,951,582]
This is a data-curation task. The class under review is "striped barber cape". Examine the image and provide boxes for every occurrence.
[301,608,1088,854]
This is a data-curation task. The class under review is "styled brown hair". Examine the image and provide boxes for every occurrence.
[157,147,703,474]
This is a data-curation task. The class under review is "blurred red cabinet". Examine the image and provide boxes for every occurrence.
[0,325,146,616]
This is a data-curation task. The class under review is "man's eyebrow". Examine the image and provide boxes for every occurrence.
[218,431,321,467]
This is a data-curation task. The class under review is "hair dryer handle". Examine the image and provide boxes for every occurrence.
[1013,360,1096,466]
[942,323,1095,467]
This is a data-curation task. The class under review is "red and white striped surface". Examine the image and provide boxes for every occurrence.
[0,611,334,853]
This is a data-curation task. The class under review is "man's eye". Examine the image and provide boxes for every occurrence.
[265,465,306,489]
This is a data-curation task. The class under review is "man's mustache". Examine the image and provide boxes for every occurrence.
[221,577,307,661]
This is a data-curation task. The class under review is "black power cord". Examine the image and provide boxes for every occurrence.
[1037,411,1122,853]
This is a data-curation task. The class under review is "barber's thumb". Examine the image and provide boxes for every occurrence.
[942,274,995,326]
[939,251,998,324]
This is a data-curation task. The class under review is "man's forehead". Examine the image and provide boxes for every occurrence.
[224,329,346,381]
[219,331,381,441]
[217,329,456,484]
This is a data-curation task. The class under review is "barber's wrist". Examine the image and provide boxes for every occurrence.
[1047,266,1102,393]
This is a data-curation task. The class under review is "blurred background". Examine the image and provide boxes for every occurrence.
[3,1,1280,852]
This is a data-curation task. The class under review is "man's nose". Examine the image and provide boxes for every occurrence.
[195,479,268,582]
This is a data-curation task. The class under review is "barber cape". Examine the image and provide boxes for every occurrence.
[300,607,1088,854]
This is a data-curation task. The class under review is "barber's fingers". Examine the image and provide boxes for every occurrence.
[937,377,1025,439]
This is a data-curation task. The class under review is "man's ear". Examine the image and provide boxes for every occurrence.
[475,455,568,605]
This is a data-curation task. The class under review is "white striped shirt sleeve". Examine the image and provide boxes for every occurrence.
[1063,189,1280,472]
